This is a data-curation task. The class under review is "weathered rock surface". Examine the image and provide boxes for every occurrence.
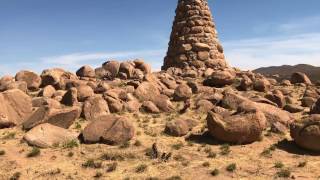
[15,70,41,90]
[165,119,197,137]
[290,115,320,151]
[291,72,312,85]
[82,115,135,145]
[83,95,109,121]
[207,110,266,144]
[0,89,32,128]
[24,123,78,148]
[311,98,320,114]
[23,106,80,130]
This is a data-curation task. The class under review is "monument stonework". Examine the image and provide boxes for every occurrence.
[162,0,228,70]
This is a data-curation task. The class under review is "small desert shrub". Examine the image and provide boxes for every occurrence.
[94,171,103,178]
[210,169,220,176]
[298,161,307,168]
[82,159,102,169]
[220,144,231,155]
[62,139,79,149]
[202,161,210,167]
[119,141,130,149]
[0,150,5,156]
[171,142,184,150]
[173,154,186,161]
[9,172,21,180]
[2,132,16,139]
[274,161,284,168]
[226,163,237,172]
[67,152,74,157]
[134,140,142,147]
[27,147,40,157]
[135,164,148,173]
[106,162,118,172]
[261,144,276,157]
[101,152,136,161]
[207,151,217,158]
[166,176,182,180]
[74,122,82,129]
[276,169,291,178]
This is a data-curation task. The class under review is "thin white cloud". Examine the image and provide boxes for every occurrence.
[224,33,320,70]
[224,14,320,70]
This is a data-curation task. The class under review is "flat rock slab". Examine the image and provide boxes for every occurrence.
[24,123,79,148]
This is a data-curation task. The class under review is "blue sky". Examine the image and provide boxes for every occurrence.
[1,0,320,75]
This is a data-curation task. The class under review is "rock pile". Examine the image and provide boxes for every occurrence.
[162,0,228,71]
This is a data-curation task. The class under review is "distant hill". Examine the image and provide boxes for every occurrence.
[253,64,320,82]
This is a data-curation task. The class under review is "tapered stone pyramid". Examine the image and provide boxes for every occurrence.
[162,0,228,70]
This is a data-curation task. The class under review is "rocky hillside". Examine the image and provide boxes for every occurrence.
[0,59,320,179]
[254,64,320,83]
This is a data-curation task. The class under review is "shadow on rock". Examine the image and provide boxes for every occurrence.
[276,139,320,156]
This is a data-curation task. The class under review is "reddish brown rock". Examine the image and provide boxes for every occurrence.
[23,106,80,130]
[203,70,235,87]
[173,84,192,101]
[23,123,78,148]
[290,115,320,151]
[291,72,312,85]
[15,70,41,90]
[141,101,160,114]
[82,115,135,145]
[253,78,270,92]
[83,95,109,121]
[61,87,78,106]
[39,85,56,98]
[102,61,120,78]
[76,85,94,102]
[0,89,33,128]
[76,65,95,78]
[310,98,320,114]
[165,119,197,137]
[207,110,266,144]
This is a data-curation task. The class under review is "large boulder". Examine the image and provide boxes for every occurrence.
[291,72,312,85]
[141,101,160,114]
[265,90,286,108]
[0,89,33,128]
[207,110,266,144]
[76,65,95,78]
[61,87,78,106]
[15,70,41,90]
[310,98,320,114]
[253,78,271,92]
[40,68,66,87]
[23,106,80,130]
[290,115,320,151]
[82,115,135,145]
[222,91,293,126]
[39,85,56,98]
[83,95,109,121]
[23,123,78,148]
[134,82,160,101]
[76,85,94,102]
[203,70,235,87]
[102,61,120,78]
[173,84,192,101]
[165,119,197,137]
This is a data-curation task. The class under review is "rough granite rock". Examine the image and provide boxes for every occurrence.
[290,115,320,151]
[0,89,33,128]
[83,95,109,121]
[23,123,79,148]
[207,110,266,144]
[15,70,42,90]
[23,106,80,130]
[82,114,135,145]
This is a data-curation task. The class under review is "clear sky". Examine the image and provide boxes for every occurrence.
[1,0,320,75]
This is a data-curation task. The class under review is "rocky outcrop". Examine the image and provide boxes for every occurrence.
[165,119,197,137]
